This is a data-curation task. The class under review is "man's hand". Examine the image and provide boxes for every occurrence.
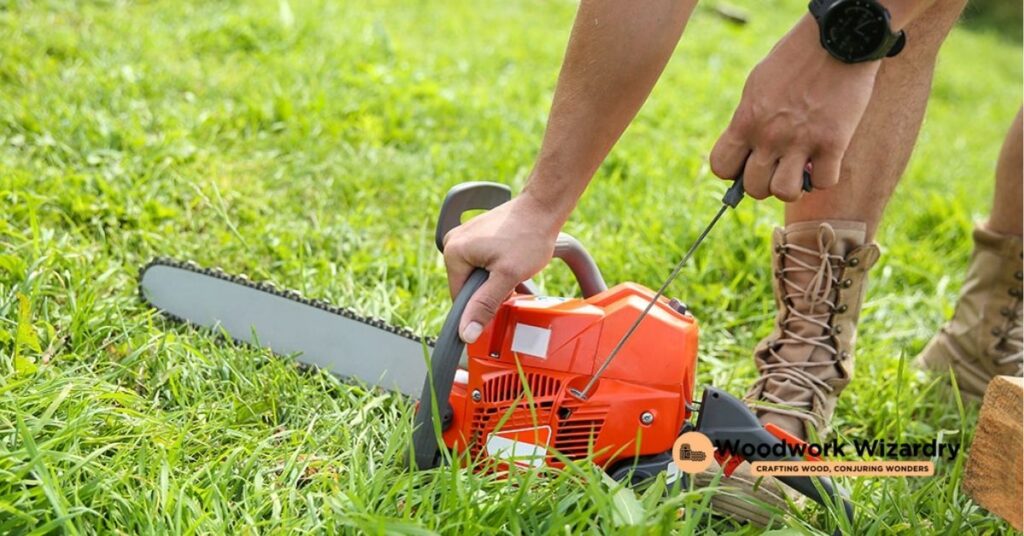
[710,15,880,201]
[443,192,563,343]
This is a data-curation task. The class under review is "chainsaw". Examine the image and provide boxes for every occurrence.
[139,180,853,528]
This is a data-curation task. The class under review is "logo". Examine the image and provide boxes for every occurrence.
[679,443,706,462]
[672,431,715,473]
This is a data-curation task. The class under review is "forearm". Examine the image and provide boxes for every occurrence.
[522,0,697,222]
[881,0,940,29]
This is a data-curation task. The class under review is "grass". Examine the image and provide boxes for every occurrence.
[0,0,1021,533]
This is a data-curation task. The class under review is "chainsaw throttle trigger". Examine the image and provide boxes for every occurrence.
[411,268,488,469]
[695,386,854,529]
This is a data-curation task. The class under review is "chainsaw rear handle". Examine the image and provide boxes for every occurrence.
[695,387,854,530]
[412,267,488,469]
[435,181,607,298]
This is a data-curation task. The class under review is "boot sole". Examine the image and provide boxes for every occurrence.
[914,334,985,402]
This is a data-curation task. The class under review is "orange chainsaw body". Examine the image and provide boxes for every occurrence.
[442,282,698,469]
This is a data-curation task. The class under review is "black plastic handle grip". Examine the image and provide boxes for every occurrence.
[411,268,488,469]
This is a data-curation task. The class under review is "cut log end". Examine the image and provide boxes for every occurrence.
[963,375,1023,531]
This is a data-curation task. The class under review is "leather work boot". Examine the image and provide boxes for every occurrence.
[696,221,879,527]
[915,225,1024,399]
[746,220,880,440]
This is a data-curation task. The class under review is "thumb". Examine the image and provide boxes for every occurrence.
[459,271,517,343]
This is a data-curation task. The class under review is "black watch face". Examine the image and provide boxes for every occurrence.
[823,1,888,61]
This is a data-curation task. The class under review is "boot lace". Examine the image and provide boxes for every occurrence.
[751,228,846,428]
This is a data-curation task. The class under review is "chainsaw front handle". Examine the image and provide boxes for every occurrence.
[695,387,855,530]
[435,182,607,298]
[411,268,488,469]
[434,182,513,252]
[553,233,608,297]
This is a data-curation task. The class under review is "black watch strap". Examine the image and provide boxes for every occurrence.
[885,30,907,58]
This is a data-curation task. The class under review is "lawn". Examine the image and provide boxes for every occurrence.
[1,0,1021,533]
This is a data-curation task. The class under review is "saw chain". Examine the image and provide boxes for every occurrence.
[138,257,433,346]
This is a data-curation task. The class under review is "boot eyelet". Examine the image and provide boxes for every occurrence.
[835,304,848,313]
[848,258,860,267]
[1010,288,1023,298]
[840,351,850,359]
[841,279,853,289]
[1015,270,1023,280]
[1001,307,1011,316]
[991,327,1001,336]
[833,325,844,334]
[775,245,785,254]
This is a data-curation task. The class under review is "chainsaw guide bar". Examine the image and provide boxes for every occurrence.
[139,256,430,344]
[138,256,437,397]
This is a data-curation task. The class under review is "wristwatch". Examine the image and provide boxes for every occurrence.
[809,0,907,63]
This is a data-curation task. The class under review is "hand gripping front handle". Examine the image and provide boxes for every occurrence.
[434,182,607,298]
[695,387,854,529]
[434,182,513,253]
[411,268,488,469]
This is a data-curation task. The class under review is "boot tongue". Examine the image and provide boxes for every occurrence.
[780,221,867,349]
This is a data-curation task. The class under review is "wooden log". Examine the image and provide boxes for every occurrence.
[963,375,1023,531]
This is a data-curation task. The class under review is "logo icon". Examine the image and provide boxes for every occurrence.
[672,431,715,473]
[678,443,706,462]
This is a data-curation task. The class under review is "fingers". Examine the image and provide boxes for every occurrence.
[768,154,809,202]
[443,246,473,300]
[809,151,842,190]
[710,123,750,181]
[459,270,518,343]
[741,150,776,200]
[444,232,519,343]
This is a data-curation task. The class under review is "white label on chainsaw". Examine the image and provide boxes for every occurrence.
[511,323,551,359]
[485,426,551,468]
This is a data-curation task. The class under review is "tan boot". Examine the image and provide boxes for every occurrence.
[746,220,880,440]
[691,463,791,527]
[915,225,1024,399]
[701,221,879,526]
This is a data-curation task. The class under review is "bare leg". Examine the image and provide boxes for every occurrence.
[785,0,968,239]
[985,108,1023,237]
